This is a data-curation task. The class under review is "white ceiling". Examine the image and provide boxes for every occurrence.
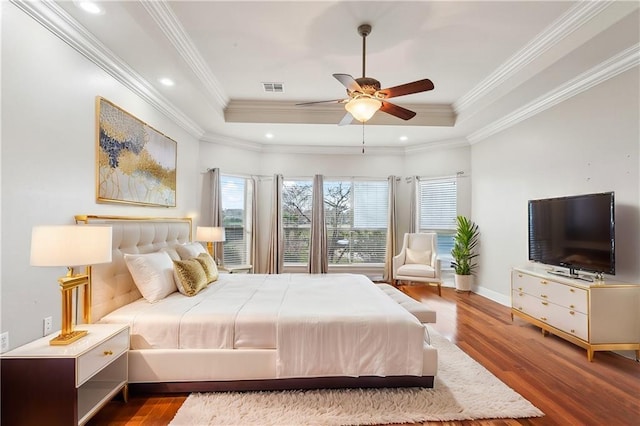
[46,1,639,152]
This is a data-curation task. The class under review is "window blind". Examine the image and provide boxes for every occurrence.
[325,179,387,265]
[419,177,457,231]
[418,176,457,265]
[221,175,249,265]
[282,180,312,264]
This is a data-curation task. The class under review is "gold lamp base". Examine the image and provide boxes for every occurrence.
[50,271,91,346]
[50,329,88,346]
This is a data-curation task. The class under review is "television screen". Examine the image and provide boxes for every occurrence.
[528,192,615,275]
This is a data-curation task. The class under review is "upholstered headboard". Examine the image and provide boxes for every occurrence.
[75,215,192,322]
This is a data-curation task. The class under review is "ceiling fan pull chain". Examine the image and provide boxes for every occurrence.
[362,122,365,154]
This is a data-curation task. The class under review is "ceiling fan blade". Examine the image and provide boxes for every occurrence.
[380,101,416,120]
[333,73,363,93]
[295,99,345,106]
[338,112,353,126]
[378,79,434,99]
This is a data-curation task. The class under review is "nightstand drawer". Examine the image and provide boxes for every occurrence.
[77,327,129,387]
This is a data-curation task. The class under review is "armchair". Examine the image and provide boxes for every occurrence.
[392,233,442,296]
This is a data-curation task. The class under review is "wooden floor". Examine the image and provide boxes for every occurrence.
[88,286,640,426]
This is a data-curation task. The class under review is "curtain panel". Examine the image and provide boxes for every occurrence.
[208,168,224,265]
[383,175,398,283]
[249,176,258,273]
[308,174,328,273]
[267,174,284,274]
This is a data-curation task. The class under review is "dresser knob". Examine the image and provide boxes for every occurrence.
[540,280,548,285]
[541,317,547,321]
[541,294,548,298]
[569,311,575,315]
[571,329,575,333]
[569,289,575,293]
[570,304,575,309]
[103,350,113,356]
[541,301,548,306]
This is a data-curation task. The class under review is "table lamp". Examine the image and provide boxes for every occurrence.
[30,225,112,345]
[195,226,225,264]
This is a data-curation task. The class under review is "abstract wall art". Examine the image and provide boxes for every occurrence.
[96,97,177,207]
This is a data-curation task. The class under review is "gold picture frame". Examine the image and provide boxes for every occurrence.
[96,97,177,207]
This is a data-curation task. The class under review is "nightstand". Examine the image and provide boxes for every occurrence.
[1,323,129,426]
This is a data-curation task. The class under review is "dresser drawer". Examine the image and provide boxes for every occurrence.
[77,327,129,387]
[512,271,541,295]
[547,304,588,341]
[543,281,588,314]
[512,290,544,319]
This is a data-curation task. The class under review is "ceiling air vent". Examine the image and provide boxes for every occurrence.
[262,82,284,93]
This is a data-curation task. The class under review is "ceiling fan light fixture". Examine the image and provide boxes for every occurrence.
[345,97,382,122]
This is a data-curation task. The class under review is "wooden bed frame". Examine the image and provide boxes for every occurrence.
[77,215,437,393]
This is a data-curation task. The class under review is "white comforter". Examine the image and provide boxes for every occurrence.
[99,273,425,378]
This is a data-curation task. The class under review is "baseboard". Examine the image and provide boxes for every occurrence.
[471,285,511,307]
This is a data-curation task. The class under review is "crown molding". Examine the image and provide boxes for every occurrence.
[468,43,639,144]
[141,1,229,111]
[404,138,470,154]
[201,131,406,156]
[200,132,264,152]
[224,100,456,127]
[454,0,613,114]
[260,144,406,156]
[11,0,205,138]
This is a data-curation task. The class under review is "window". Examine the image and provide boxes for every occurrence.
[325,179,388,265]
[220,175,253,266]
[417,177,457,266]
[282,179,312,264]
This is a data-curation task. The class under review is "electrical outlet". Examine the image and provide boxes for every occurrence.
[0,332,9,353]
[43,316,53,336]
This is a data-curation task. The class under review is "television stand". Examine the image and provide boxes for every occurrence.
[511,267,640,361]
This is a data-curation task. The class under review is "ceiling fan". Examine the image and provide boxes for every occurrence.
[297,24,435,125]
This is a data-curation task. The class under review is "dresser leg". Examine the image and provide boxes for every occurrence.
[122,384,129,403]
[587,349,594,362]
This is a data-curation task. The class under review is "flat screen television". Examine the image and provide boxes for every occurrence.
[528,192,615,276]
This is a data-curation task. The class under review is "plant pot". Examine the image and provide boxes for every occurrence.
[454,274,473,292]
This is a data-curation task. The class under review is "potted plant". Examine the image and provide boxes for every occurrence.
[451,215,480,292]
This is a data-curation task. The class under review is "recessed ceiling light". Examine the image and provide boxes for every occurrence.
[159,78,175,87]
[74,1,104,15]
[400,136,408,141]
[265,133,274,139]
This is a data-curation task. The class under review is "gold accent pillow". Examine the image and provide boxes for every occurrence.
[195,252,219,283]
[173,258,208,296]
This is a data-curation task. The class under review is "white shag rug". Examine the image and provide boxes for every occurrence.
[170,327,543,425]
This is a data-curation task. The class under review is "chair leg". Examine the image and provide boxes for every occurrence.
[437,282,442,297]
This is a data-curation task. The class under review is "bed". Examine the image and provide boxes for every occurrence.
[77,215,437,392]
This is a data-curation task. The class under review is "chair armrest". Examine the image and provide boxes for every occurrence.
[392,251,405,278]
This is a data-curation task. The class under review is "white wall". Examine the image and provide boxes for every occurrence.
[471,67,640,305]
[0,4,201,349]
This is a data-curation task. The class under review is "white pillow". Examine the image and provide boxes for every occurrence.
[159,247,181,261]
[406,248,432,265]
[175,242,207,260]
[124,252,177,303]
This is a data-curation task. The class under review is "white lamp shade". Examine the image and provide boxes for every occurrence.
[30,225,112,267]
[196,226,226,242]
[345,97,382,122]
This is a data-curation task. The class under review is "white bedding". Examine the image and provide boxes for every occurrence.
[99,273,425,378]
